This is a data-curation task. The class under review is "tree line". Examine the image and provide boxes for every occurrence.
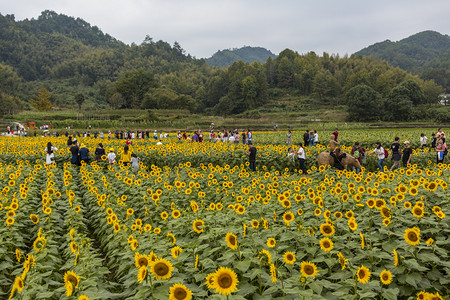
[0,11,446,122]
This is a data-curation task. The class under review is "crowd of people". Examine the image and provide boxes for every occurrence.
[40,126,448,174]
[285,127,447,174]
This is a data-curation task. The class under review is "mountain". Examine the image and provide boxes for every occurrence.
[354,31,450,91]
[207,46,276,67]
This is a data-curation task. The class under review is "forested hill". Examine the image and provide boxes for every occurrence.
[206,46,277,67]
[354,31,450,92]
[0,11,447,123]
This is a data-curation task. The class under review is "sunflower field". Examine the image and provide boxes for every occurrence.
[0,131,448,300]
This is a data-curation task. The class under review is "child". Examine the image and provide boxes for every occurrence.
[420,133,427,149]
[131,153,140,171]
[107,148,116,165]
[431,133,437,148]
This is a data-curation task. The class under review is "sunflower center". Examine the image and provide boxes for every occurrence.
[323,241,330,248]
[323,226,331,234]
[138,258,149,267]
[174,288,187,299]
[358,269,365,278]
[155,263,169,276]
[68,275,78,287]
[218,274,232,288]
[408,232,418,242]
[304,265,314,275]
[382,273,389,280]
[287,254,293,260]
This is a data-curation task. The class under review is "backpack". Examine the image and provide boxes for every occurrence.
[384,148,389,158]
[353,148,360,158]
[444,147,448,156]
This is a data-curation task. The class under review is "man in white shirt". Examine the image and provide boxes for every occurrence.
[297,143,307,175]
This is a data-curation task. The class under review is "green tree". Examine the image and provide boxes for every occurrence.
[345,84,383,121]
[107,92,125,109]
[397,80,425,105]
[113,69,158,108]
[75,93,85,110]
[30,88,52,111]
[0,63,21,95]
[385,85,414,121]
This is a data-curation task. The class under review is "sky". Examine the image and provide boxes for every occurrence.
[1,0,449,58]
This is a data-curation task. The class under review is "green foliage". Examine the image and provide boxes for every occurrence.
[30,88,53,111]
[355,30,450,92]
[112,69,158,108]
[345,85,383,121]
[74,93,85,110]
[207,46,276,67]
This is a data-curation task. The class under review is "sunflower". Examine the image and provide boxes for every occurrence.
[6,217,14,226]
[137,266,148,283]
[334,211,343,219]
[172,209,181,219]
[270,264,277,282]
[412,206,424,218]
[258,249,272,265]
[337,252,347,270]
[379,269,393,285]
[282,211,294,225]
[426,238,434,246]
[33,236,47,251]
[150,258,173,280]
[29,214,39,224]
[267,238,276,248]
[320,223,335,237]
[404,227,420,246]
[347,218,357,231]
[64,270,80,288]
[161,211,169,220]
[169,283,193,300]
[283,251,296,265]
[345,210,354,218]
[212,267,239,296]
[78,295,89,300]
[356,265,371,284]
[14,276,24,292]
[193,219,204,234]
[300,261,318,278]
[251,219,260,228]
[171,246,182,259]
[359,232,365,249]
[383,218,391,226]
[393,249,399,267]
[380,206,391,219]
[314,208,321,216]
[319,237,333,252]
[225,233,238,250]
[135,253,150,269]
[70,241,77,253]
[205,273,215,289]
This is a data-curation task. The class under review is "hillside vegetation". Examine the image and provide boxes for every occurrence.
[0,11,448,125]
[355,31,450,92]
[206,46,276,67]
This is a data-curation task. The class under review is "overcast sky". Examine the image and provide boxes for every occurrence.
[1,0,449,58]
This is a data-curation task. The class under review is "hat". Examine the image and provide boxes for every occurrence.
[109,148,114,151]
[73,138,77,142]
[403,140,410,144]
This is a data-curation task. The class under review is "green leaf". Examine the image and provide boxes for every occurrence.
[382,288,399,300]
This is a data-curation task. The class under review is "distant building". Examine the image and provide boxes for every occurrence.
[438,94,449,105]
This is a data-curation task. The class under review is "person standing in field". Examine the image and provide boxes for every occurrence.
[303,130,309,147]
[78,144,90,165]
[95,143,106,162]
[436,139,447,164]
[390,137,402,171]
[107,148,116,165]
[45,142,58,165]
[247,129,253,144]
[351,142,364,174]
[296,142,307,175]
[70,140,80,165]
[368,142,386,172]
[121,145,132,165]
[402,141,412,167]
[247,141,257,172]
[332,128,339,141]
[286,130,292,145]
[313,130,319,146]
[131,153,140,171]
[420,133,427,149]
[431,133,437,148]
